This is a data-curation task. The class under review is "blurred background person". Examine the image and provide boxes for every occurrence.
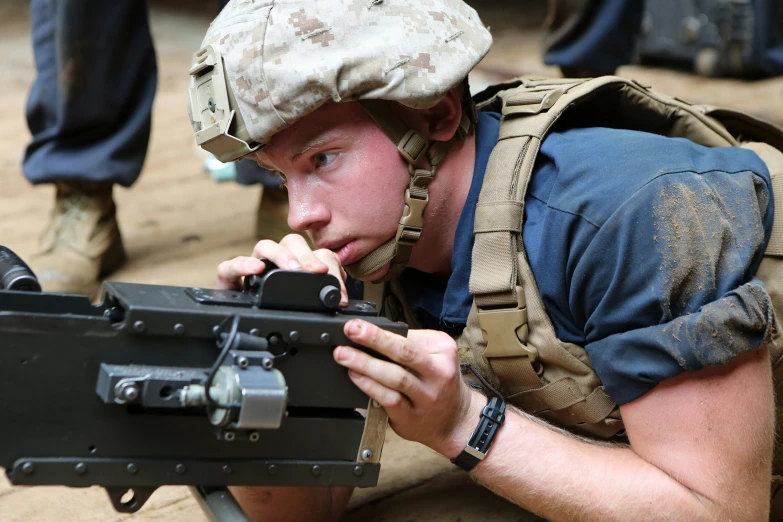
[22,0,287,298]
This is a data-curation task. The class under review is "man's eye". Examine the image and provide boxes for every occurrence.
[314,152,337,168]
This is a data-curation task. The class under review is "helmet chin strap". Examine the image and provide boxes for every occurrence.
[345,100,471,281]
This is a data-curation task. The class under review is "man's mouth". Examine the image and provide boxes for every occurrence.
[324,240,360,266]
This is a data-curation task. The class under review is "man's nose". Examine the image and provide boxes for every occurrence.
[286,186,329,232]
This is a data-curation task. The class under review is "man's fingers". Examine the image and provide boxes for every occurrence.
[334,346,422,396]
[345,368,411,411]
[313,249,348,306]
[251,238,304,271]
[279,234,329,273]
[216,257,265,290]
[344,320,423,371]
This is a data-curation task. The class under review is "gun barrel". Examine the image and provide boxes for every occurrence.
[0,246,41,292]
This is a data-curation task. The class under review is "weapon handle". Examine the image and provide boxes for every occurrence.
[191,486,252,522]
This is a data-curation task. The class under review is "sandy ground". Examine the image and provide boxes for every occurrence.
[0,1,781,520]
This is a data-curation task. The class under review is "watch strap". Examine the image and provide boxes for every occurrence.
[450,395,506,471]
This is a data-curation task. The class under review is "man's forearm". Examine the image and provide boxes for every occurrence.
[466,407,716,522]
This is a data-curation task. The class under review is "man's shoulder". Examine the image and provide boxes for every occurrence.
[528,126,769,229]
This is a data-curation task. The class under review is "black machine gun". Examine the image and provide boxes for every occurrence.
[0,246,405,520]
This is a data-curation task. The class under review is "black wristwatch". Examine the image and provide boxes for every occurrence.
[450,395,506,471]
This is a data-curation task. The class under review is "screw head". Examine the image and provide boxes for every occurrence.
[361,449,373,461]
[120,385,140,402]
[237,356,250,369]
[268,335,280,346]
[320,333,331,344]
[261,357,273,370]
[222,464,233,475]
[267,464,277,475]
[133,321,146,332]
[175,464,187,475]
[21,462,35,475]
[126,463,138,475]
[311,465,322,476]
[74,463,87,475]
[173,323,185,335]
[224,431,236,442]
[354,465,364,476]
[289,331,300,342]
[249,432,260,442]
[249,328,260,337]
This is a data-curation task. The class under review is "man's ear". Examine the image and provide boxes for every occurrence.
[424,88,465,142]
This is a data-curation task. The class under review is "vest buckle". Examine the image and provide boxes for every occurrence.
[477,287,538,364]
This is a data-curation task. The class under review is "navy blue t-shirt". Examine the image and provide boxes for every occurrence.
[399,110,775,405]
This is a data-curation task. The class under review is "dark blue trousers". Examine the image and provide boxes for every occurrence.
[23,0,157,187]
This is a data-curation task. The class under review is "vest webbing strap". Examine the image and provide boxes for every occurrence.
[770,169,783,256]
[745,142,783,256]
[489,356,540,395]
[508,380,616,425]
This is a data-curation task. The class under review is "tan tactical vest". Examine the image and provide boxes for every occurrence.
[375,75,783,516]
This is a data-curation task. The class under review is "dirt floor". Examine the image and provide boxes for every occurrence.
[0,0,781,520]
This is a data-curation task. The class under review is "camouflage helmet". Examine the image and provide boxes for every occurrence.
[190,0,492,159]
[189,0,492,281]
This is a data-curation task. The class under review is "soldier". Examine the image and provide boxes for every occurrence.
[191,0,781,520]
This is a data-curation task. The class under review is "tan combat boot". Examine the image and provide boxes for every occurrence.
[255,185,291,242]
[31,181,126,297]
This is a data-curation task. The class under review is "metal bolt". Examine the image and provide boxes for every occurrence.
[74,463,88,475]
[320,333,331,344]
[175,464,187,475]
[212,325,220,336]
[21,462,35,475]
[289,331,300,342]
[126,463,138,475]
[224,431,236,442]
[118,383,140,402]
[249,432,260,442]
[173,323,185,335]
[267,464,277,475]
[222,465,233,475]
[311,465,322,476]
[237,356,250,369]
[269,335,280,346]
[133,321,146,332]
[249,328,260,337]
[361,449,373,461]
[261,358,273,370]
[354,465,363,476]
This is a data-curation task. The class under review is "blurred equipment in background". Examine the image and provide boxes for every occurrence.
[542,0,783,78]
[637,0,783,77]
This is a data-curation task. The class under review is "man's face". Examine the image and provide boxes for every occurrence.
[256,101,409,277]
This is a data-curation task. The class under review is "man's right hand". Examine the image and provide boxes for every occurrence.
[216,233,349,306]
